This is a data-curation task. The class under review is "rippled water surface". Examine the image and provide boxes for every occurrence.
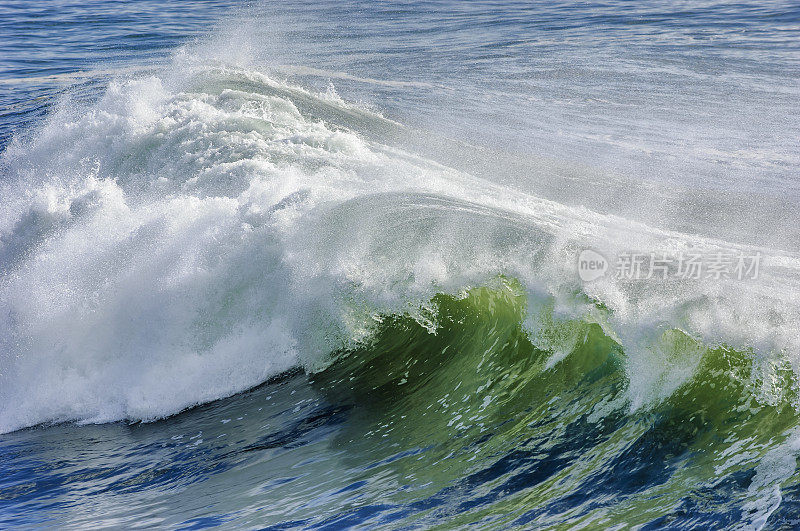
[1,0,800,528]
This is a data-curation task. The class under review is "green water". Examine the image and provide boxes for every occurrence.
[306,279,800,526]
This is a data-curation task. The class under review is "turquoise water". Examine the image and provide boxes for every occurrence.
[1,1,800,528]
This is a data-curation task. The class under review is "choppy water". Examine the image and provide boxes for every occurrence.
[1,0,800,528]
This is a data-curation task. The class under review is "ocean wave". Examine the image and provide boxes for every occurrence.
[1,53,799,436]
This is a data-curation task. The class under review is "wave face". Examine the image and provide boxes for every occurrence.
[2,285,800,527]
[1,0,800,528]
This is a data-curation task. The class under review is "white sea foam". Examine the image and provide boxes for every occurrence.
[1,44,799,434]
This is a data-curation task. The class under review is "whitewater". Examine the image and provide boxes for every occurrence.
[1,0,799,528]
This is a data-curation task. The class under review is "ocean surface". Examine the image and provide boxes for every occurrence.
[1,0,800,528]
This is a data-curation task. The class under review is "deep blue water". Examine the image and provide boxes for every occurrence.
[0,0,235,147]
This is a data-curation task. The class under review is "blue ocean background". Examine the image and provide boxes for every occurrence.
[1,1,800,528]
